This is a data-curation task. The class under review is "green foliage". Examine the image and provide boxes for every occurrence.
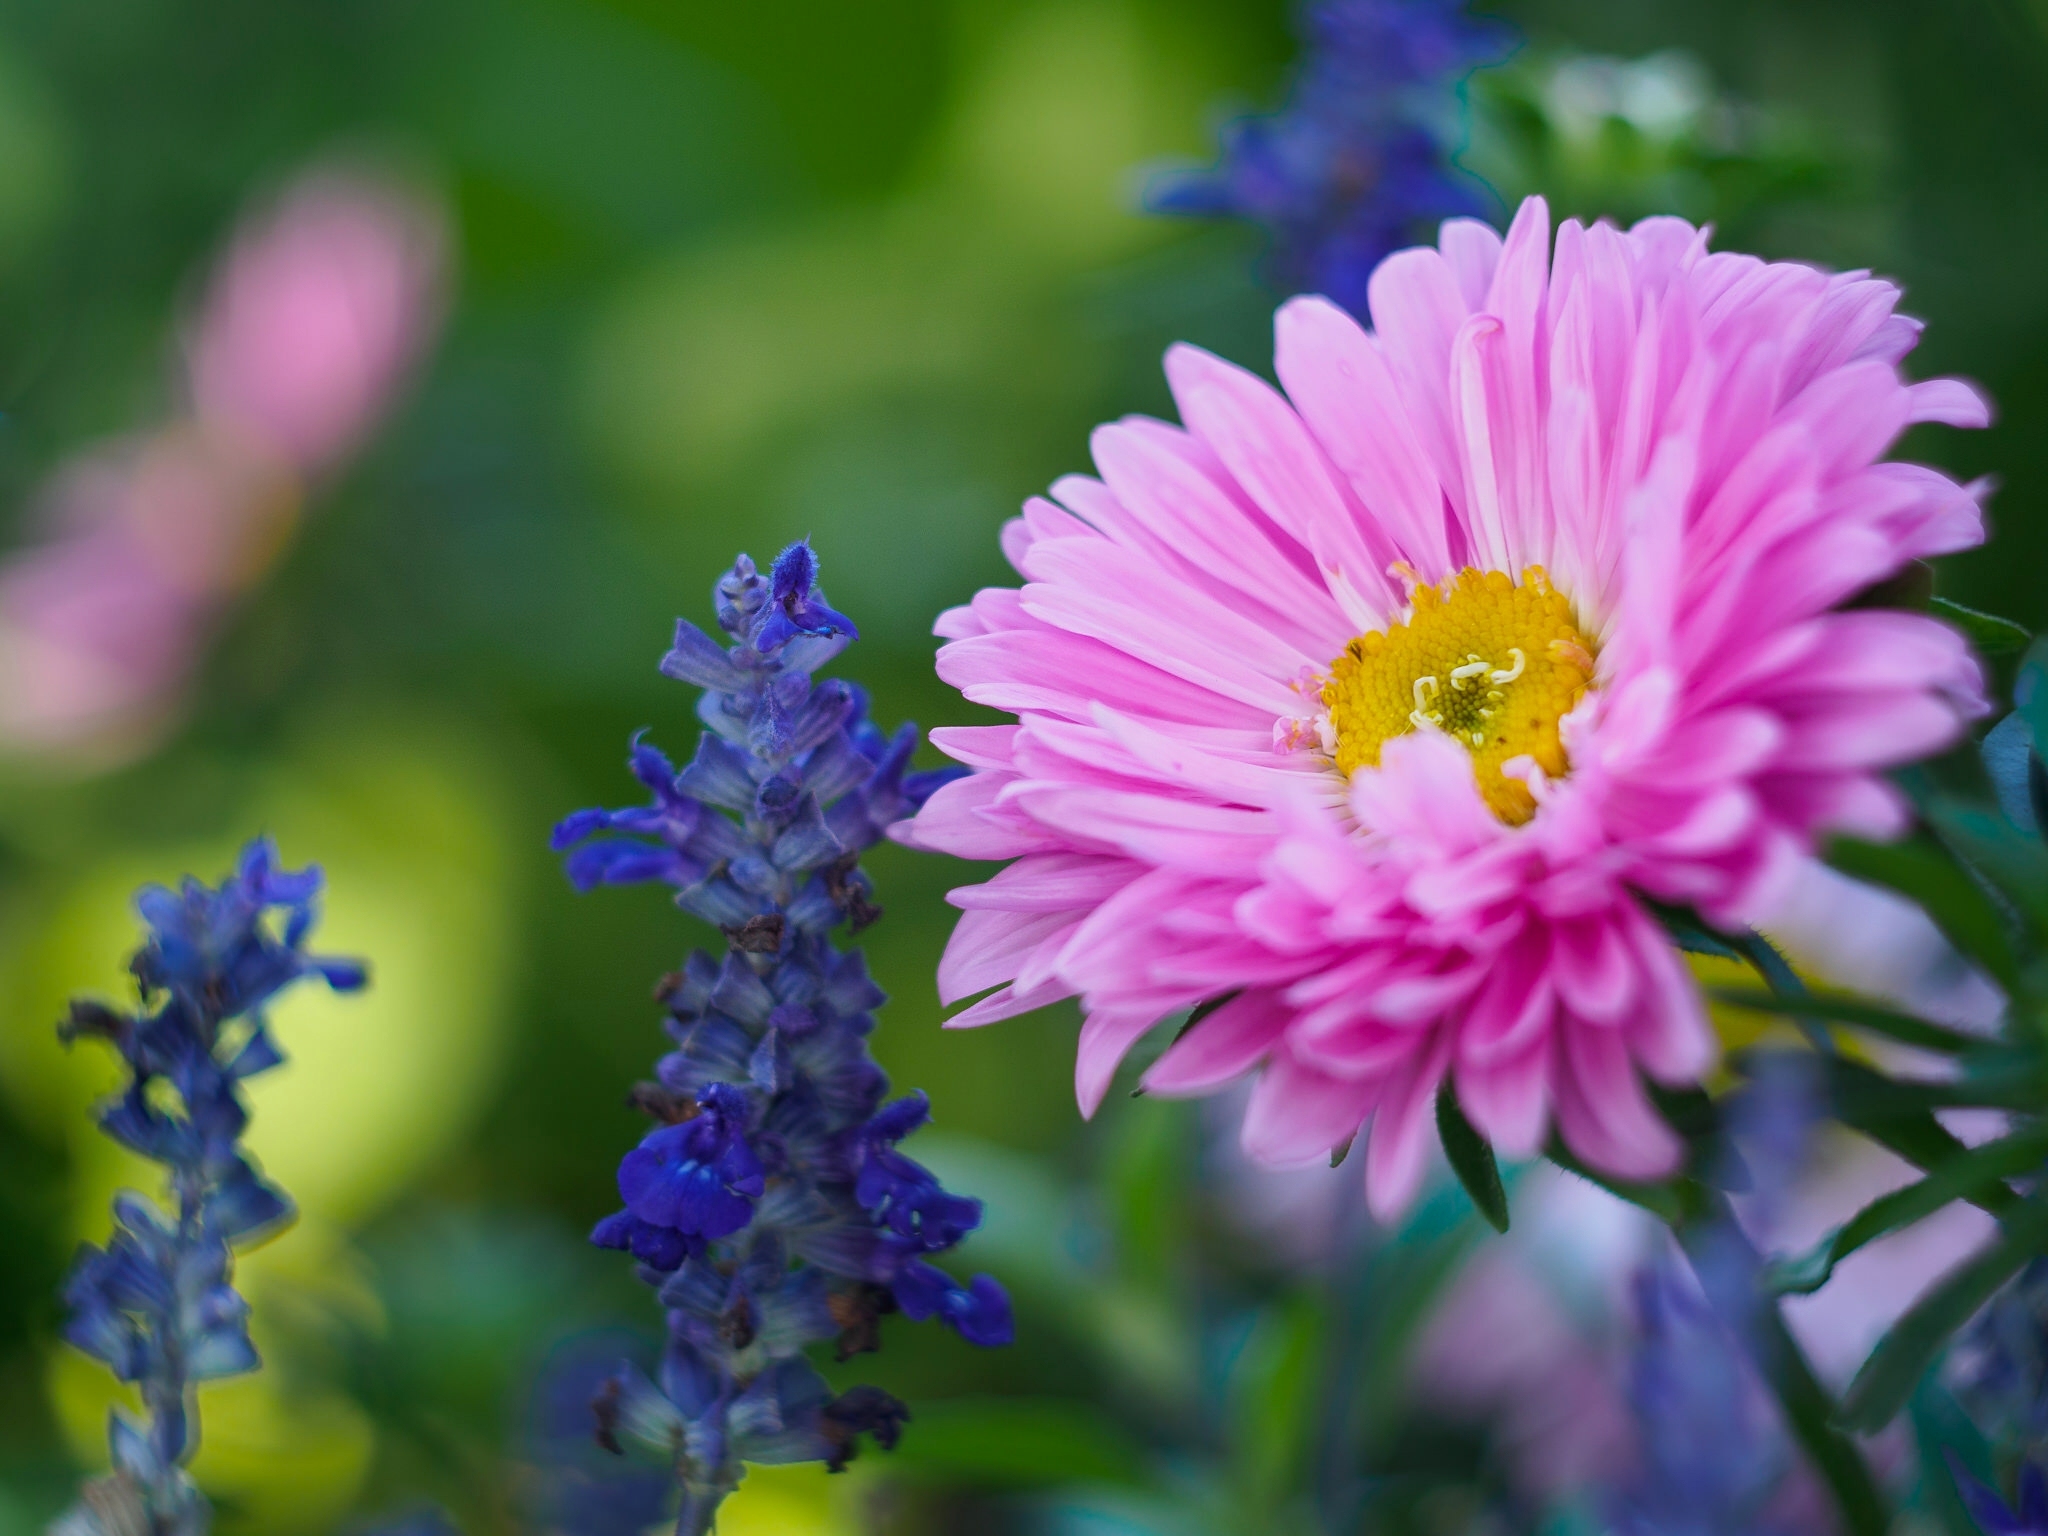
[1435,1082,1510,1233]
[1839,1202,2048,1434]
[1931,596,2034,657]
[1829,831,2025,994]
[1766,1127,2048,1296]
[1569,646,2048,1535]
[1464,45,1856,240]
[885,1398,1151,1489]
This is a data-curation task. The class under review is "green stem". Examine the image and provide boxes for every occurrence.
[1732,929,1836,1056]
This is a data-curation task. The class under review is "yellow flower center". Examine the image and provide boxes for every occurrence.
[1320,566,1597,825]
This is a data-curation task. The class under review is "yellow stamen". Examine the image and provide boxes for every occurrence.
[1320,566,1597,825]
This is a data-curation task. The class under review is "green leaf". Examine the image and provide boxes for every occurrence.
[1644,899,1742,960]
[2017,636,2048,753]
[1799,1054,2037,1192]
[1927,797,2048,936]
[1837,1199,2048,1433]
[1435,1083,1509,1233]
[1819,1045,2048,1113]
[884,1397,1152,1488]
[1981,713,2045,838]
[1228,1292,1326,1504]
[1729,930,1834,1055]
[1930,596,2033,655]
[1709,987,1980,1056]
[1827,833,2024,993]
[1766,1124,2048,1294]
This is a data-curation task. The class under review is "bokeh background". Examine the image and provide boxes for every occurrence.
[0,1,2041,1532]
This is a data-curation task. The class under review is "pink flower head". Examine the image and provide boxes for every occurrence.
[903,197,1991,1217]
[185,165,445,474]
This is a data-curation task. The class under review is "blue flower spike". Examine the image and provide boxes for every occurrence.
[1605,1263,1795,1536]
[557,542,1009,1534]
[50,839,365,1536]
[1148,0,1514,318]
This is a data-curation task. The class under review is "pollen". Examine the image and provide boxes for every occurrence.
[1321,566,1597,825]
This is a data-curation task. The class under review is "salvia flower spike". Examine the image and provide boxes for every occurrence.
[555,542,1010,1533]
[52,838,366,1536]
[1147,0,1515,316]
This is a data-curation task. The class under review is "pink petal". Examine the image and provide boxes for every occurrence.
[1907,377,1992,429]
[903,771,1060,859]
[1142,989,1292,1095]
[937,907,1079,1004]
[1273,296,1454,574]
[946,974,1076,1029]
[1553,1025,1682,1181]
[1165,342,1398,627]
[1454,1045,1551,1159]
[1077,1009,1164,1117]
[1364,1028,1455,1219]
[1241,1048,1374,1167]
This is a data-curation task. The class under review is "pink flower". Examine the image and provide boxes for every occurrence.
[185,166,445,475]
[903,196,1991,1217]
[0,163,446,766]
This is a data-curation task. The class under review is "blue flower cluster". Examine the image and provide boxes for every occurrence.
[1148,0,1514,317]
[53,838,365,1536]
[554,543,1012,1534]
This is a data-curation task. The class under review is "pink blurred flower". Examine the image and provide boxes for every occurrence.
[1410,1164,1655,1495]
[905,196,1990,1218]
[0,162,446,765]
[185,166,445,474]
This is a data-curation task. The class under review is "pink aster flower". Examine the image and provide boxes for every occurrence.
[902,196,1991,1217]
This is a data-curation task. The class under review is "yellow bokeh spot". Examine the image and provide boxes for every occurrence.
[718,1462,857,1536]
[1322,566,1596,824]
[1686,949,1876,1085]
[1687,950,1785,1060]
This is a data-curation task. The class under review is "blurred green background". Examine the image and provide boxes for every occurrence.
[0,1,2041,1532]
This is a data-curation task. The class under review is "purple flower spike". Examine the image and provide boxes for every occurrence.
[54,841,366,1534]
[560,548,1008,1536]
[1149,0,1514,317]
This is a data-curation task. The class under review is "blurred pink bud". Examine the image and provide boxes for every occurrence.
[0,160,447,768]
[185,164,446,474]
[0,433,296,758]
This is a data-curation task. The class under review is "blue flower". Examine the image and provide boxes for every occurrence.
[51,839,365,1536]
[1951,1456,2048,1536]
[558,543,1007,1536]
[617,1086,765,1240]
[1606,1263,1793,1536]
[1955,1260,2048,1465]
[1148,0,1514,317]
